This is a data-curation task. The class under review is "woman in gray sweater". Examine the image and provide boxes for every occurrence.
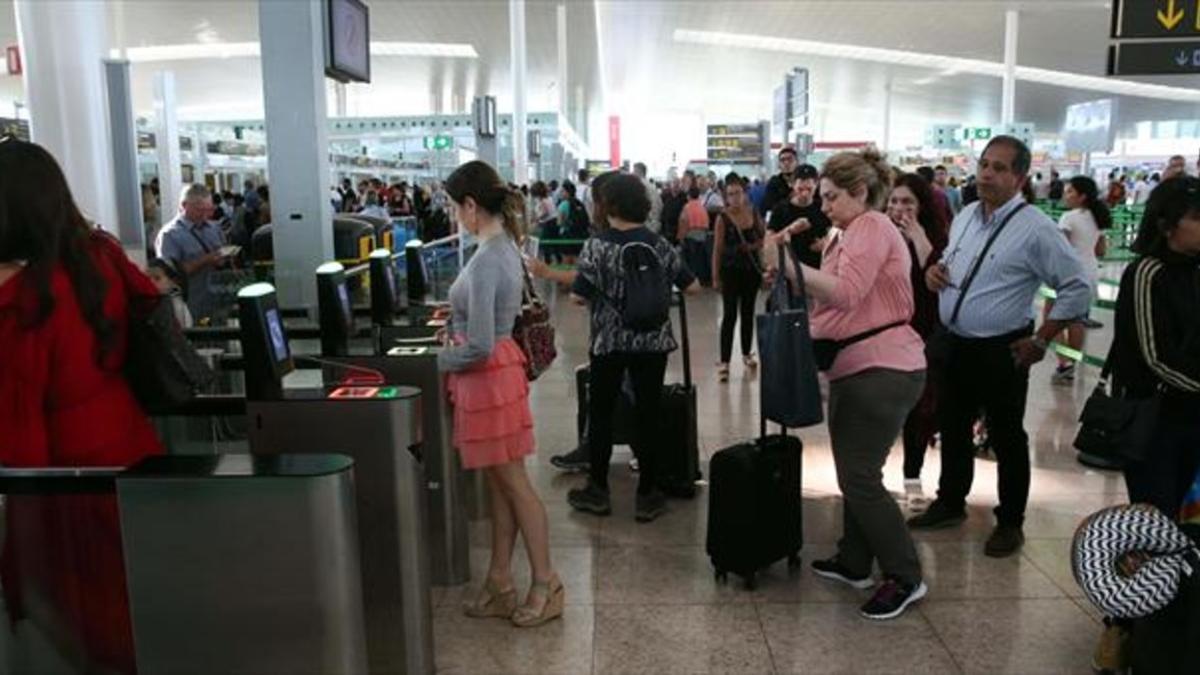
[437,160,562,628]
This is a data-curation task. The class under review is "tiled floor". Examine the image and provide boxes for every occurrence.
[432,286,1121,674]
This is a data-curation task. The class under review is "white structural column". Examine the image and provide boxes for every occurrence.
[509,0,529,183]
[1001,10,1019,128]
[154,71,183,220]
[556,4,568,118]
[259,0,335,310]
[14,0,118,232]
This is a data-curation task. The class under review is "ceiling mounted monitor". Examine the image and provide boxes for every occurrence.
[325,0,371,84]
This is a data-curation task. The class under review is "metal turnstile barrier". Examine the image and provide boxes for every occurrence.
[0,454,368,675]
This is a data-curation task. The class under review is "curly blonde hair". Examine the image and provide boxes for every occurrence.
[820,147,893,209]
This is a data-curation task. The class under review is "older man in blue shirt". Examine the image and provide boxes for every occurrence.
[908,136,1091,558]
[155,183,230,321]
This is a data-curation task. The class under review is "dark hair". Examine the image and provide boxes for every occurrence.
[601,173,651,224]
[687,186,701,200]
[444,160,527,241]
[562,181,577,197]
[577,168,589,182]
[934,165,947,172]
[548,180,559,191]
[723,172,747,191]
[0,138,116,362]
[915,166,935,184]
[779,147,797,159]
[256,185,270,202]
[1132,176,1200,256]
[982,135,1032,176]
[531,181,549,199]
[589,171,619,230]
[892,174,948,246]
[1066,176,1112,231]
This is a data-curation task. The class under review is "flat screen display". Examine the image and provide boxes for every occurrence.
[265,308,290,363]
[326,0,370,84]
[1062,99,1117,155]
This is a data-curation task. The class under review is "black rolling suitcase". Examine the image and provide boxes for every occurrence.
[706,416,803,590]
[1129,524,1200,673]
[572,292,701,496]
[657,291,700,497]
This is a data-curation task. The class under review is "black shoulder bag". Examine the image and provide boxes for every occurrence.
[924,203,1027,368]
[111,242,216,414]
[1072,345,1161,468]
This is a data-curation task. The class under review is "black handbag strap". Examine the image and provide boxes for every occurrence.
[948,203,1027,325]
[185,222,215,254]
[835,320,909,350]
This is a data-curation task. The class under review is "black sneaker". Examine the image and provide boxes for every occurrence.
[550,445,591,472]
[984,525,1025,558]
[860,578,927,620]
[634,489,667,523]
[567,481,611,516]
[811,557,875,590]
[906,502,967,530]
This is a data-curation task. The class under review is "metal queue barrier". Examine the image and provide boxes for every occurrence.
[0,454,367,675]
[236,282,435,675]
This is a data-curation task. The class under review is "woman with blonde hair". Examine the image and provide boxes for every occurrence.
[765,148,928,620]
[439,160,563,627]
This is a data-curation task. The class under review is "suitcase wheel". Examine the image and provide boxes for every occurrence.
[714,569,728,584]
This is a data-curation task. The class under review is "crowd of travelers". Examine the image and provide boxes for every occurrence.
[0,129,1197,670]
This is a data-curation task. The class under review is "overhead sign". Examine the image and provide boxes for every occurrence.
[1111,0,1200,39]
[1062,99,1117,154]
[1108,41,1200,75]
[423,135,453,150]
[962,127,994,141]
[5,46,19,76]
[926,124,962,150]
[706,124,767,164]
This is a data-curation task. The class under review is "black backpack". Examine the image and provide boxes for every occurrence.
[617,240,671,332]
[565,198,590,237]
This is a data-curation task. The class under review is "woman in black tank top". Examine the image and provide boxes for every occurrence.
[712,173,765,382]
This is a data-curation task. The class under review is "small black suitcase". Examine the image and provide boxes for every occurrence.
[1130,524,1200,673]
[572,292,701,496]
[706,417,803,590]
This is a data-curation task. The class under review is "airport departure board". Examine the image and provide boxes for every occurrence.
[706,124,766,164]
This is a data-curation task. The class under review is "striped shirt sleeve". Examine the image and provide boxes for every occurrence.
[1133,259,1200,393]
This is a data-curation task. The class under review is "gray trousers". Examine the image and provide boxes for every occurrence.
[828,368,926,585]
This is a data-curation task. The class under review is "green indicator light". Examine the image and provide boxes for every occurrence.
[375,387,399,399]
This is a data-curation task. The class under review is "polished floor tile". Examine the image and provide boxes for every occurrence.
[431,288,1125,674]
[758,602,960,674]
[921,599,1100,674]
[593,604,773,675]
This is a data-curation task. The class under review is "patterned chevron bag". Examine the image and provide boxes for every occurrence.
[1072,504,1200,619]
[512,253,556,381]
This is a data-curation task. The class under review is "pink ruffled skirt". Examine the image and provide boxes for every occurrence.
[446,338,536,469]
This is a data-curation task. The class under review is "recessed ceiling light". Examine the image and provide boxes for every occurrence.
[114,41,478,62]
[673,29,1200,103]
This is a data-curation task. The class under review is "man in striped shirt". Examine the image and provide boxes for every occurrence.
[908,136,1091,558]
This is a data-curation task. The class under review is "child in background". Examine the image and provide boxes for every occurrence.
[147,257,193,328]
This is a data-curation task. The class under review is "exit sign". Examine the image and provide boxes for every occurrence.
[962,127,993,141]
[423,135,453,151]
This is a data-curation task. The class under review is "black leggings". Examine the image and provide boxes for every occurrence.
[720,266,759,363]
[588,352,668,495]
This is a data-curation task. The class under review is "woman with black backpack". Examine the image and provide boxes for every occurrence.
[530,173,700,522]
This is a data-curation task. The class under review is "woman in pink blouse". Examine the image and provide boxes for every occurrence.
[766,149,928,621]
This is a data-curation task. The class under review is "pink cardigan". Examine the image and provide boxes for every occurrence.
[809,210,927,381]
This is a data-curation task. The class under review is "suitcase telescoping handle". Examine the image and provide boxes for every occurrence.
[675,289,692,389]
[759,413,786,444]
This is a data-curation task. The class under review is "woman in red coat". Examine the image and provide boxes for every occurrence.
[0,137,164,673]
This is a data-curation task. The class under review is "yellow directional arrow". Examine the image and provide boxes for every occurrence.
[1196,0,1200,30]
[1158,0,1185,30]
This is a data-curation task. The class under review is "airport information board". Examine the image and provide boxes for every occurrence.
[706,124,766,164]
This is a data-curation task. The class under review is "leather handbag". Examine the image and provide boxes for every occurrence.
[123,292,216,415]
[512,255,557,381]
[1073,344,1161,465]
